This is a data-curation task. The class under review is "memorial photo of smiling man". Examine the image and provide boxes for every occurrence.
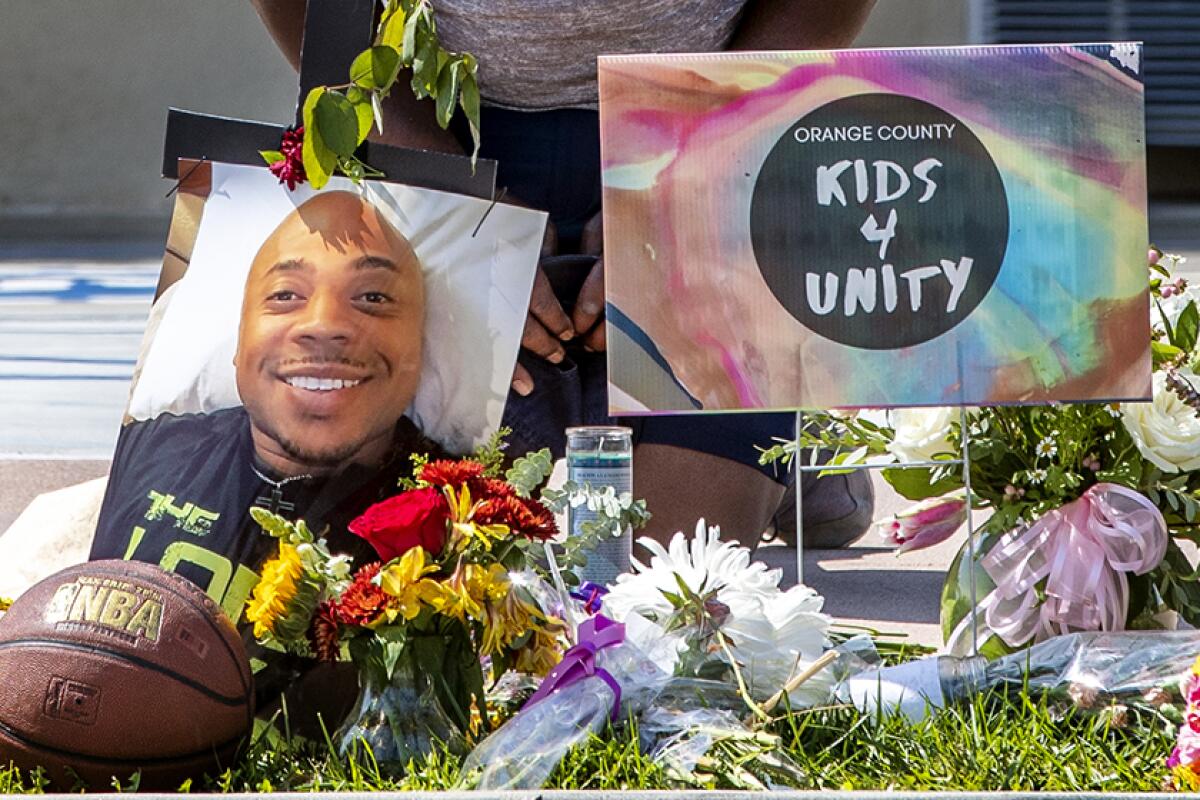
[89,190,444,623]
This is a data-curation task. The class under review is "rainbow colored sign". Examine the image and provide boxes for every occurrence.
[598,44,1149,412]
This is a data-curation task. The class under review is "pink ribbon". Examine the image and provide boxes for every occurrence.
[979,483,1167,648]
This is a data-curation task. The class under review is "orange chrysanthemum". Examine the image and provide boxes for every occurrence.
[334,562,388,627]
[474,494,559,540]
[420,459,487,488]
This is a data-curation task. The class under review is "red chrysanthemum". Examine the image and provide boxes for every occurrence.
[269,125,307,190]
[307,600,342,662]
[469,476,517,502]
[420,458,487,488]
[474,494,559,540]
[334,562,388,627]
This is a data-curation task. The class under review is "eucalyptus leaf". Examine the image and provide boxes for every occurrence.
[314,91,360,158]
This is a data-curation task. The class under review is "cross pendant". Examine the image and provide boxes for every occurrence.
[255,486,295,516]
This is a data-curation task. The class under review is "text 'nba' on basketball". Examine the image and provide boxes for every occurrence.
[750,94,1008,350]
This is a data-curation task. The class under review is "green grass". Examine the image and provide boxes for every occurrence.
[0,684,1177,793]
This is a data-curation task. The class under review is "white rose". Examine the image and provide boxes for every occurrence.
[1120,371,1200,473]
[887,407,955,462]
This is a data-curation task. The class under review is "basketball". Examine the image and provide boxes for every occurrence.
[0,560,253,789]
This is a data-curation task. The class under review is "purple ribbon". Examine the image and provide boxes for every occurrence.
[569,582,608,615]
[523,614,625,721]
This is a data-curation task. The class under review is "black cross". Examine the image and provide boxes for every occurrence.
[254,485,296,516]
[161,0,496,199]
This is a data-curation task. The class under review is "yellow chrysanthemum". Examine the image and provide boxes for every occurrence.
[245,542,303,638]
[1191,655,1200,677]
[0,597,12,612]
[378,547,443,622]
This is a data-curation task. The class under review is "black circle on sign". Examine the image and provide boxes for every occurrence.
[749,93,1007,349]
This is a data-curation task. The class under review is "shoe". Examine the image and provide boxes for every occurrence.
[772,467,875,548]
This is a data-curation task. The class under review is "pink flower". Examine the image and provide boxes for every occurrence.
[1149,248,1161,266]
[1176,724,1200,767]
[877,492,968,554]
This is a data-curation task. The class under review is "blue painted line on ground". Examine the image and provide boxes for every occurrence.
[0,354,137,366]
[0,279,155,302]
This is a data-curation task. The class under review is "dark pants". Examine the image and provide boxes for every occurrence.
[466,106,795,482]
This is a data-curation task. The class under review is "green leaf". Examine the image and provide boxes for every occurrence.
[411,33,438,98]
[371,91,385,135]
[313,90,360,158]
[378,2,407,50]
[401,4,421,64]
[882,465,963,501]
[301,87,336,189]
[435,59,462,129]
[353,98,374,145]
[459,71,481,161]
[1176,301,1199,353]
[259,149,284,165]
[1152,340,1185,365]
[350,45,401,90]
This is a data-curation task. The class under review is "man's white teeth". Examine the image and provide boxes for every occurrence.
[285,377,361,391]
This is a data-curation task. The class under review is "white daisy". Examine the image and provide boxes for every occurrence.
[1035,436,1057,460]
[602,520,781,621]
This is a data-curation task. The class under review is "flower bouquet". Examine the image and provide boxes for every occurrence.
[461,521,877,790]
[763,249,1200,657]
[243,451,567,772]
[1168,654,1200,791]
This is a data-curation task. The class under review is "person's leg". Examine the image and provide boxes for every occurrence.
[633,442,785,546]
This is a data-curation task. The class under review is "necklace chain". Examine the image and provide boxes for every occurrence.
[250,463,313,488]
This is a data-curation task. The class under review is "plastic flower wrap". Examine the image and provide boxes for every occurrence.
[460,613,674,790]
[839,630,1200,726]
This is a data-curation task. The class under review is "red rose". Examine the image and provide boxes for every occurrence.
[348,487,449,560]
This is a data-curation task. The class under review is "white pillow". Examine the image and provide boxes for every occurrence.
[126,162,545,454]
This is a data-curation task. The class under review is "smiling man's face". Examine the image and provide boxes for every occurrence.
[235,191,424,476]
